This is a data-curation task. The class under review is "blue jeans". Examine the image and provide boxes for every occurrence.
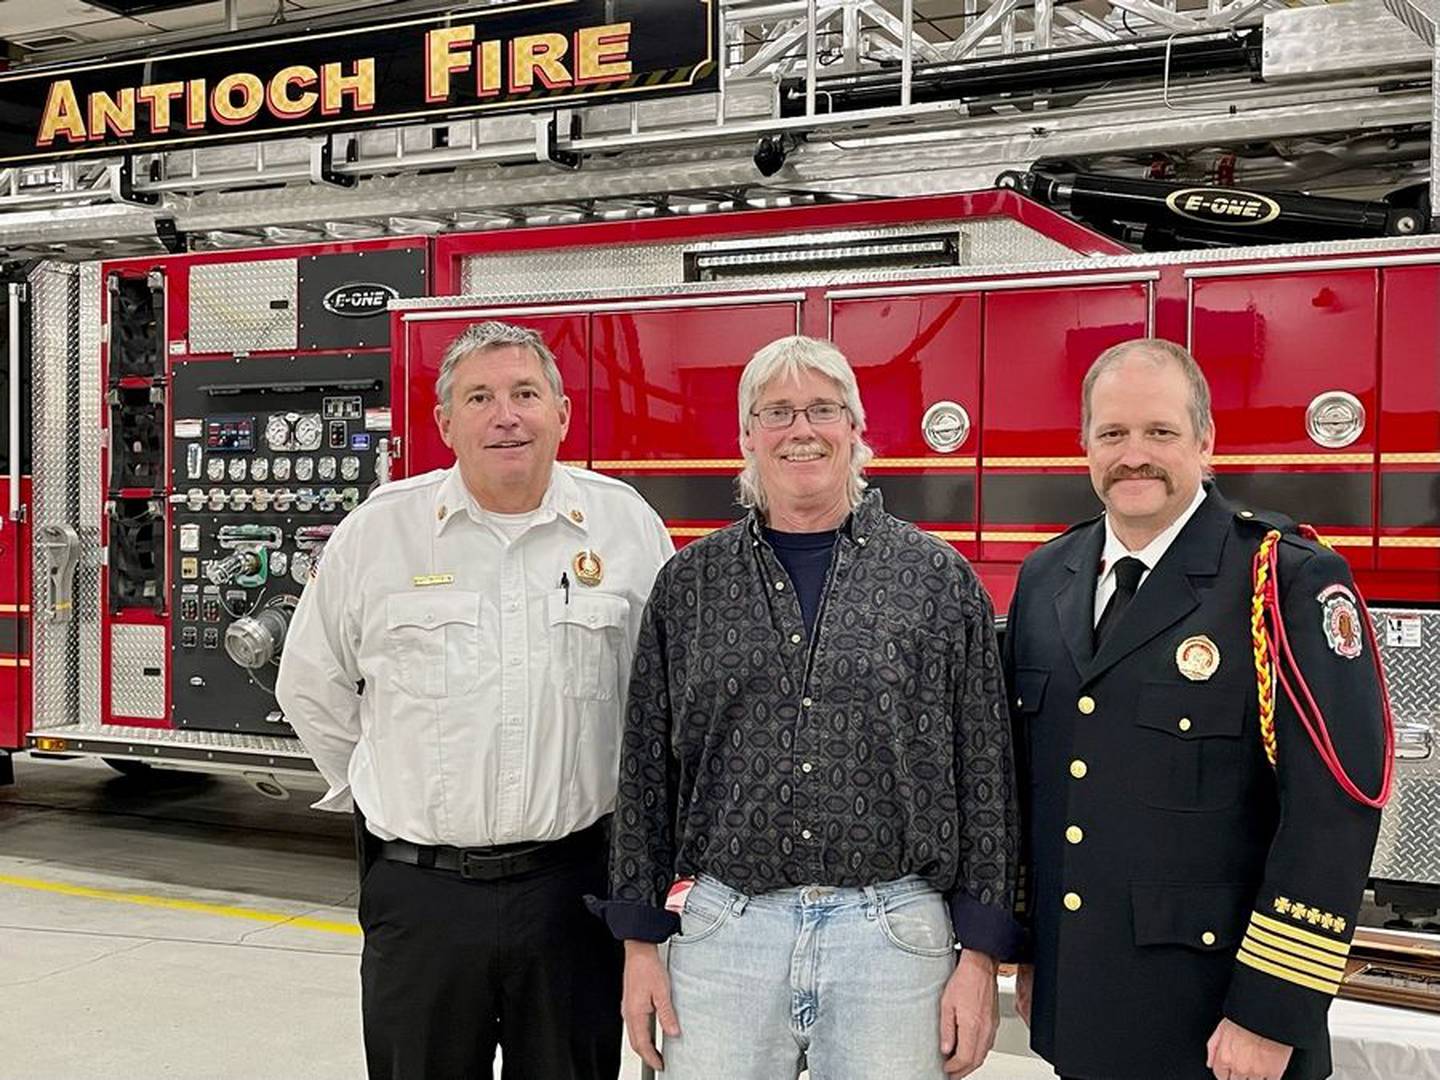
[662,874,957,1079]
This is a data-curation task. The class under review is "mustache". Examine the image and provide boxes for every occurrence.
[1104,464,1174,493]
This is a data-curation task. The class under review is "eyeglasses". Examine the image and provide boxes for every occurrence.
[750,402,849,430]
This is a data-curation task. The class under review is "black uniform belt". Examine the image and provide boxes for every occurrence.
[378,816,608,882]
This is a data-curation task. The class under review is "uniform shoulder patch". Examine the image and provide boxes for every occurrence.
[1317,583,1364,659]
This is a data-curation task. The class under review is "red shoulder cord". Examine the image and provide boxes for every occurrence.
[1251,526,1394,809]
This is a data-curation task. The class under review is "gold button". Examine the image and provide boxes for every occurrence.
[1077,696,1096,715]
[1069,759,1088,779]
[1201,931,1217,946]
[1178,717,1192,732]
[1064,892,1083,911]
[1065,825,1084,844]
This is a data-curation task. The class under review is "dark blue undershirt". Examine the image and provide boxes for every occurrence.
[762,526,838,640]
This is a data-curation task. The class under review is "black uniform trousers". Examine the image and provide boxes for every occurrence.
[357,819,623,1080]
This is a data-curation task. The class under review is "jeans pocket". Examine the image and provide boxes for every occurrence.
[671,893,733,945]
[877,890,955,957]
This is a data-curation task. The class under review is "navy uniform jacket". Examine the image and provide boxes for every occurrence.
[1003,485,1384,1080]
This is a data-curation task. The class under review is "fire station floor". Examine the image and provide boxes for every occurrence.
[0,756,1052,1080]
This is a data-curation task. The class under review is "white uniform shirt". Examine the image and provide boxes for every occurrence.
[275,463,675,847]
[1093,483,1207,626]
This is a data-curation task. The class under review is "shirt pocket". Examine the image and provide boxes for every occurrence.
[384,590,481,700]
[547,592,630,701]
[1132,680,1247,812]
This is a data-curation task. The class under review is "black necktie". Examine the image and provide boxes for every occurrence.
[1095,556,1146,648]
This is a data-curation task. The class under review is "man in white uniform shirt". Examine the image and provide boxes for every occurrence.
[277,320,674,1080]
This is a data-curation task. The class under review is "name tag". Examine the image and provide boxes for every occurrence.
[411,574,455,587]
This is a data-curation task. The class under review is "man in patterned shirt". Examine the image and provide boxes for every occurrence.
[592,335,1023,1079]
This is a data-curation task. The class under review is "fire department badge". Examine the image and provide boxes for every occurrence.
[1317,584,1364,659]
[1175,635,1221,681]
[572,549,604,587]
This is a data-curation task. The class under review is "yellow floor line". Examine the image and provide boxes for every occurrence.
[0,873,360,937]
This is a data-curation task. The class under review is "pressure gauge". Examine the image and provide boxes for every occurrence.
[294,457,314,481]
[294,413,324,452]
[265,414,293,452]
[228,458,247,482]
[317,457,337,481]
[250,458,269,482]
[207,457,226,481]
[340,456,360,481]
[271,457,291,482]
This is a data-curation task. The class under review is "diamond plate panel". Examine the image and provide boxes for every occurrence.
[28,263,81,732]
[461,243,687,294]
[109,624,167,720]
[79,262,101,729]
[966,218,1081,265]
[188,259,297,354]
[1370,607,1440,886]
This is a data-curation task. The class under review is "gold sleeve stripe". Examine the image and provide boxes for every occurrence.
[1241,935,1348,981]
[1237,948,1341,996]
[1250,912,1351,955]
[1244,925,1349,971]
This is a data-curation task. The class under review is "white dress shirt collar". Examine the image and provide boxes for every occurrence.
[1099,482,1208,583]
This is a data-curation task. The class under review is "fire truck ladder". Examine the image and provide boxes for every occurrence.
[0,0,1436,258]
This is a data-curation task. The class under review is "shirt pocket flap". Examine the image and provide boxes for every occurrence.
[546,591,630,630]
[1132,881,1250,952]
[385,591,479,631]
[1013,668,1050,714]
[1135,679,1246,740]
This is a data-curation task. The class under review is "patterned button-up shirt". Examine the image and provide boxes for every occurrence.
[600,490,1022,955]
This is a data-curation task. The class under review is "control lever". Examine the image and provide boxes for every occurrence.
[37,524,80,623]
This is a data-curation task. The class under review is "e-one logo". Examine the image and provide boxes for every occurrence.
[322,282,399,318]
[1165,188,1281,227]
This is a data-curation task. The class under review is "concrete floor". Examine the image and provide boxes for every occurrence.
[0,755,1052,1080]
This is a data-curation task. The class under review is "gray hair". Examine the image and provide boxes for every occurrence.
[1080,338,1214,446]
[435,321,564,414]
[736,335,874,512]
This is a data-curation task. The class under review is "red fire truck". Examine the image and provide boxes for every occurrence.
[2,182,1437,905]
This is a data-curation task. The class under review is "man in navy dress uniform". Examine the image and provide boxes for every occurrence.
[1004,338,1389,1080]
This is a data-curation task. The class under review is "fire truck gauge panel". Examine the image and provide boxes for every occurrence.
[921,401,972,453]
[166,350,388,736]
[1306,391,1366,449]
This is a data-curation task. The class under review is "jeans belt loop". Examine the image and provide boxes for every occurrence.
[731,891,750,917]
[863,883,881,918]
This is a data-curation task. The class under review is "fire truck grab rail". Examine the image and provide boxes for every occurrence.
[6,281,20,526]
